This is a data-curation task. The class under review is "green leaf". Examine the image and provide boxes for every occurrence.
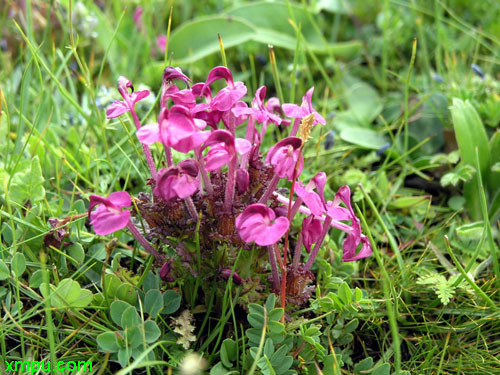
[116,283,136,305]
[372,363,391,375]
[103,273,122,299]
[450,99,490,220]
[11,253,26,278]
[338,283,352,305]
[456,221,484,240]
[8,156,45,204]
[0,260,10,280]
[221,338,237,368]
[343,319,359,334]
[67,243,85,265]
[168,2,361,65]
[97,332,120,352]
[248,312,265,328]
[110,300,132,327]
[339,127,389,149]
[144,289,163,318]
[29,270,43,288]
[162,290,181,315]
[144,320,161,343]
[121,306,140,328]
[354,357,374,373]
[40,278,93,309]
[117,347,130,367]
[265,294,277,312]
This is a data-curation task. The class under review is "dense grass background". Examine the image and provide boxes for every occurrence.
[1,0,499,374]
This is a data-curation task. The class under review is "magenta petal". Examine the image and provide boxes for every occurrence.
[282,103,306,118]
[136,123,160,145]
[108,191,132,208]
[205,145,231,171]
[343,236,372,261]
[92,209,130,236]
[106,101,129,119]
[236,169,249,194]
[173,175,199,198]
[235,138,251,155]
[205,66,234,87]
[131,90,150,104]
[255,216,289,246]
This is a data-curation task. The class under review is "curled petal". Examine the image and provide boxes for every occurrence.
[236,204,289,246]
[130,90,150,105]
[295,182,324,216]
[302,215,322,253]
[204,66,234,88]
[106,100,129,119]
[108,191,132,208]
[235,138,251,155]
[117,76,133,98]
[179,159,199,178]
[204,144,231,171]
[136,123,160,145]
[91,207,130,236]
[163,66,191,85]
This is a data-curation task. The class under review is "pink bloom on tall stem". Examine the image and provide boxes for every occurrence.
[106,77,150,119]
[88,192,131,235]
[236,204,289,246]
[266,137,303,181]
[202,130,251,171]
[133,7,143,32]
[283,87,325,136]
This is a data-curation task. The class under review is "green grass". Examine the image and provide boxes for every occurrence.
[1,0,500,374]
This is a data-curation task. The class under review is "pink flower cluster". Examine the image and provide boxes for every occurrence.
[89,65,372,297]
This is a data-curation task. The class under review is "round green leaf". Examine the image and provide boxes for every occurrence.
[110,300,132,327]
[162,290,181,315]
[144,320,161,344]
[97,331,120,352]
[11,253,26,278]
[144,289,163,318]
[0,260,10,280]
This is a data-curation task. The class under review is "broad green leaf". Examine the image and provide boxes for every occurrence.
[168,2,361,64]
[103,273,122,299]
[121,306,140,328]
[221,339,237,368]
[389,196,430,209]
[67,243,85,265]
[144,289,163,318]
[456,221,484,240]
[29,270,44,288]
[0,260,9,280]
[8,156,45,204]
[372,363,391,375]
[116,283,137,305]
[97,332,120,352]
[450,99,490,220]
[343,81,383,125]
[110,300,132,327]
[144,320,161,343]
[40,278,93,309]
[162,290,181,315]
[338,282,352,305]
[339,127,388,149]
[11,253,26,278]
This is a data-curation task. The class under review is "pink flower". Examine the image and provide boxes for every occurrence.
[236,204,289,246]
[202,66,247,112]
[159,106,209,153]
[282,87,325,125]
[133,7,143,32]
[302,215,322,253]
[154,159,199,201]
[266,137,303,181]
[156,35,166,52]
[88,191,131,235]
[328,186,372,261]
[295,172,327,216]
[201,130,251,171]
[106,76,150,119]
[232,86,281,125]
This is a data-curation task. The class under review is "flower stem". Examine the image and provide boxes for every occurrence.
[267,245,280,292]
[289,118,301,137]
[258,175,280,204]
[129,108,157,179]
[184,197,199,222]
[126,222,163,261]
[223,157,236,212]
[304,216,332,272]
[195,149,214,195]
[292,233,303,271]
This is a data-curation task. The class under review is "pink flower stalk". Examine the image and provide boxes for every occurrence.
[283,87,326,136]
[202,66,247,113]
[89,191,131,235]
[202,130,250,211]
[236,204,289,246]
[105,76,157,179]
